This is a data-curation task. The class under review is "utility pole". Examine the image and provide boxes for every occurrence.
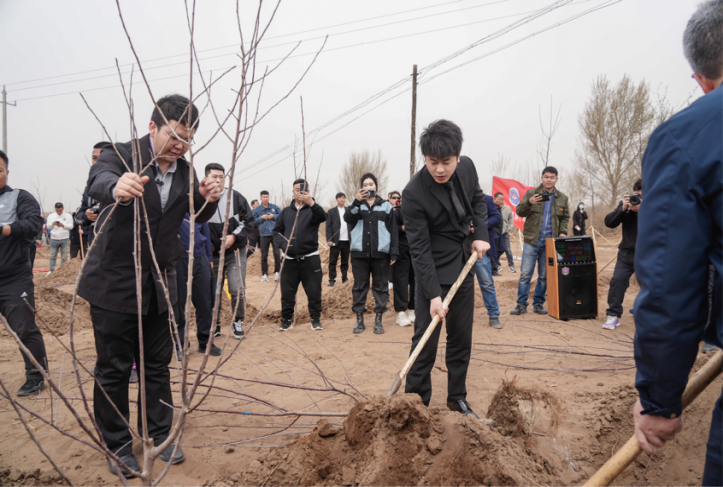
[2,86,17,153]
[410,64,417,180]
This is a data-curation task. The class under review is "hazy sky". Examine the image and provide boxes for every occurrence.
[0,0,702,212]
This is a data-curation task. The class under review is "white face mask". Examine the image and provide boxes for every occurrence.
[579,206,585,210]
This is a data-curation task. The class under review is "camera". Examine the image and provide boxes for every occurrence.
[92,204,101,214]
[629,193,642,206]
[365,189,376,199]
[540,194,550,202]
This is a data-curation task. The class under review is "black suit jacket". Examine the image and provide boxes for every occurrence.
[77,134,217,315]
[325,206,351,245]
[402,156,488,300]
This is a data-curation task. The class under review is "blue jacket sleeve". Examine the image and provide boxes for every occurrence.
[633,123,711,419]
[201,222,213,261]
[485,196,502,230]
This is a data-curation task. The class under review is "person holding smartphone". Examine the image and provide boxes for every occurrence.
[345,173,398,334]
[511,167,570,315]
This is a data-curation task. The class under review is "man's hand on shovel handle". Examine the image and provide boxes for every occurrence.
[472,239,490,257]
[430,296,448,321]
[633,398,683,455]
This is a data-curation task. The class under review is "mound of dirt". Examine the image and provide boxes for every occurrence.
[44,258,83,282]
[239,394,557,486]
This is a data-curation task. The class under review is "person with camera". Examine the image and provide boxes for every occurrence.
[511,167,570,315]
[325,192,351,287]
[345,174,398,335]
[253,190,282,283]
[46,202,73,272]
[77,94,222,475]
[573,202,588,236]
[0,149,48,397]
[602,180,642,330]
[272,179,327,331]
[77,141,113,249]
[389,190,416,327]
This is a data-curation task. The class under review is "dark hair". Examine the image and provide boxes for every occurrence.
[419,119,463,159]
[360,173,378,190]
[94,141,112,149]
[260,190,269,196]
[293,178,308,187]
[542,166,558,177]
[578,202,585,207]
[250,199,259,206]
[335,192,346,199]
[204,163,225,176]
[388,191,401,198]
[633,179,642,191]
[54,202,64,208]
[151,94,200,130]
[494,192,504,199]
[0,149,7,169]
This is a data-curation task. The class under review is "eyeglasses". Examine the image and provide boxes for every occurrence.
[160,127,195,147]
[389,196,400,200]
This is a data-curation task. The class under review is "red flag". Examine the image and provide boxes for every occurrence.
[492,176,534,231]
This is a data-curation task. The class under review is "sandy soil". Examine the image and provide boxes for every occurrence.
[0,235,718,486]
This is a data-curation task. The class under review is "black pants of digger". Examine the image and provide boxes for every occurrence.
[0,272,47,380]
[351,257,390,314]
[606,248,635,318]
[91,286,174,456]
[280,254,322,321]
[392,246,415,312]
[405,274,474,406]
[328,240,350,282]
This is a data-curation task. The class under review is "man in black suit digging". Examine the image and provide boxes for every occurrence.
[402,119,490,417]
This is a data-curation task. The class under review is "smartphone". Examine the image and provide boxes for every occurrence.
[365,189,376,198]
[298,183,309,193]
[540,194,550,202]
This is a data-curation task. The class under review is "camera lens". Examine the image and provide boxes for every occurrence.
[629,194,642,206]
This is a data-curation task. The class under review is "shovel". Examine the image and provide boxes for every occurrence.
[584,349,723,486]
[387,251,479,397]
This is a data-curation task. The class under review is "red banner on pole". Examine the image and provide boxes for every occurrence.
[492,176,534,231]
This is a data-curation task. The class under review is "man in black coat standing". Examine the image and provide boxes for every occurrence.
[402,120,490,417]
[325,192,351,286]
[77,95,221,475]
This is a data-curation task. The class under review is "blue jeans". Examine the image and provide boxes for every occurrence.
[474,254,499,318]
[516,239,547,307]
[49,238,69,271]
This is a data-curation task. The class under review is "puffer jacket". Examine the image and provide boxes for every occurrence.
[345,195,398,261]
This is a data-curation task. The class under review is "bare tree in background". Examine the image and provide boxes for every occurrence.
[337,149,389,201]
[536,96,562,169]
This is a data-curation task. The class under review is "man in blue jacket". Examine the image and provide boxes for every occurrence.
[473,195,503,329]
[253,190,281,282]
[632,3,722,484]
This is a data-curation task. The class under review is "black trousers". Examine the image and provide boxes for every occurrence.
[351,257,390,314]
[0,272,47,380]
[328,240,350,281]
[70,234,89,259]
[246,235,260,258]
[175,255,213,348]
[405,274,474,406]
[280,255,322,320]
[606,248,635,317]
[260,235,281,275]
[392,246,415,312]
[90,292,174,456]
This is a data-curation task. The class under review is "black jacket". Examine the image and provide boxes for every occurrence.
[325,206,352,245]
[394,206,409,249]
[402,156,488,300]
[272,200,327,258]
[604,202,637,251]
[572,209,588,232]
[0,186,43,278]
[77,134,218,315]
[207,188,256,256]
[76,185,98,234]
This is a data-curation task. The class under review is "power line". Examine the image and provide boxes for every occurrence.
[2,0,500,88]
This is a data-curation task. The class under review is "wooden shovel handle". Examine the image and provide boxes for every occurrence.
[584,349,723,486]
[387,251,479,397]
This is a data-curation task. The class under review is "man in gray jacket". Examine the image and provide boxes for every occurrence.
[494,192,516,273]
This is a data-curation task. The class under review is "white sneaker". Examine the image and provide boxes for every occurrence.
[396,311,412,327]
[260,274,268,283]
[274,272,279,282]
[407,310,415,323]
[602,316,620,330]
[388,282,393,291]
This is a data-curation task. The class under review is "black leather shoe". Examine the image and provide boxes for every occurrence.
[353,313,365,334]
[510,305,527,315]
[533,304,548,315]
[197,344,222,356]
[341,277,349,283]
[107,452,140,478]
[327,280,335,287]
[158,443,185,464]
[17,378,45,397]
[373,313,384,334]
[447,399,480,419]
